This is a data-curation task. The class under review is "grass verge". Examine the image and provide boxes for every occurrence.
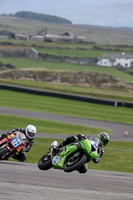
[0,114,110,135]
[0,78,133,102]
[0,89,133,124]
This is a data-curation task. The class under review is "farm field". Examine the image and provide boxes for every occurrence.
[35,47,124,57]
[1,15,133,45]
[1,52,133,102]
[1,57,133,83]
[1,38,133,57]
[1,38,133,53]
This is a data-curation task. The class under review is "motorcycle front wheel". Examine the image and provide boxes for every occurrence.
[38,153,52,170]
[0,146,9,158]
[64,153,87,172]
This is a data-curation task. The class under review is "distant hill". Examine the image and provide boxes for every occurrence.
[14,11,72,24]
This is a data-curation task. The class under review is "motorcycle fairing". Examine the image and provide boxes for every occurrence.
[11,137,21,148]
[52,139,98,169]
[52,144,78,169]
[79,139,98,160]
[8,133,26,152]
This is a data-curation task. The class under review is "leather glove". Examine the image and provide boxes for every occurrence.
[92,157,100,164]
[6,131,13,135]
[0,134,7,139]
[77,134,87,141]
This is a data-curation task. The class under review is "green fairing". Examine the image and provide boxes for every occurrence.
[52,139,98,169]
[81,139,98,160]
[81,139,91,154]
[52,144,78,169]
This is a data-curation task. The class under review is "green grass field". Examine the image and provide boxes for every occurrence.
[36,47,123,58]
[88,146,133,173]
[0,113,108,135]
[0,89,133,124]
[0,38,133,50]
[1,78,133,102]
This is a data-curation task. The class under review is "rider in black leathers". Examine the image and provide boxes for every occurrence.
[54,132,109,173]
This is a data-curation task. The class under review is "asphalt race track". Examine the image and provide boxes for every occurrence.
[0,106,133,140]
[0,161,133,200]
[0,106,133,199]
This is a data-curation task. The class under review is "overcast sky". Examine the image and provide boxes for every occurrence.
[0,0,133,28]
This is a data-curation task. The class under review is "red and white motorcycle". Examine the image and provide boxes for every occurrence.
[0,131,26,160]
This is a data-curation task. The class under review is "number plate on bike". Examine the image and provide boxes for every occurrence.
[11,137,21,148]
[91,141,98,150]
[53,156,59,164]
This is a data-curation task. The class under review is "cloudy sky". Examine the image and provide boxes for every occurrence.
[0,0,133,28]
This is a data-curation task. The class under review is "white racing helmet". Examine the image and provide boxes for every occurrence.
[26,125,36,139]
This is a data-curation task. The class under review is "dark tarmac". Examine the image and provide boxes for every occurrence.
[0,161,133,200]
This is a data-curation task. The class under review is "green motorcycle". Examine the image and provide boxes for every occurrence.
[38,139,98,172]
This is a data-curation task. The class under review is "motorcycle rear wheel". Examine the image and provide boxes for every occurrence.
[64,153,87,172]
[38,153,52,170]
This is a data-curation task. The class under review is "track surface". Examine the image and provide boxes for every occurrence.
[0,161,133,200]
[0,106,132,140]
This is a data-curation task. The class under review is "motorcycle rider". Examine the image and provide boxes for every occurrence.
[0,125,37,162]
[53,132,110,173]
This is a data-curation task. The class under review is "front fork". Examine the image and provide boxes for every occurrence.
[50,141,58,159]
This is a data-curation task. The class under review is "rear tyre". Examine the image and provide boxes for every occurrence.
[38,153,52,170]
[64,153,87,172]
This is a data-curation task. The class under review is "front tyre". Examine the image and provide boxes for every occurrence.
[0,146,9,158]
[38,153,52,170]
[64,153,87,172]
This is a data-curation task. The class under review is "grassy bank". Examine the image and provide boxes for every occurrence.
[0,78,133,102]
[0,89,133,124]
[88,141,133,173]
[0,114,109,135]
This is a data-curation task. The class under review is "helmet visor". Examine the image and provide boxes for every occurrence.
[100,134,109,146]
[103,139,109,146]
[28,131,35,137]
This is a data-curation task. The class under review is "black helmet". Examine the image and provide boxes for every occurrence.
[97,132,110,147]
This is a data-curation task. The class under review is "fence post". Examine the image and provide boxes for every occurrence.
[114,101,117,107]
